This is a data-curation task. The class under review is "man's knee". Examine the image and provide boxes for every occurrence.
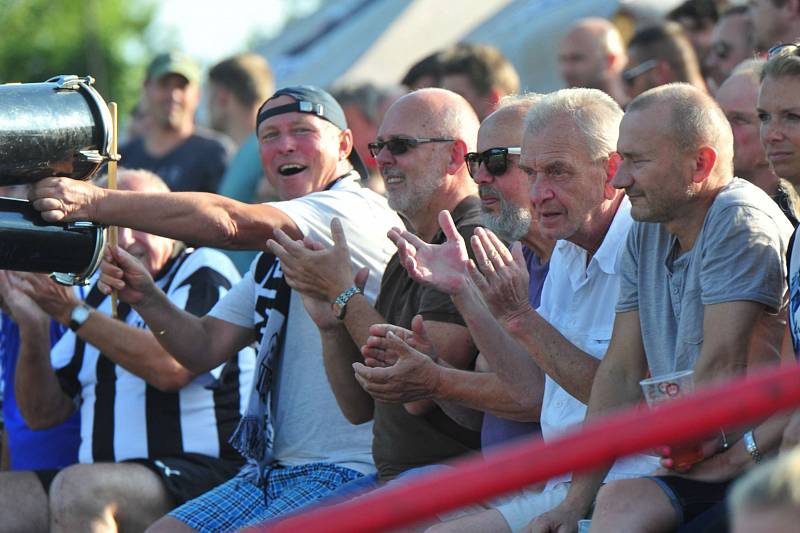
[593,478,677,533]
[49,464,109,518]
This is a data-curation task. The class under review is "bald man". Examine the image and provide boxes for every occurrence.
[558,17,629,106]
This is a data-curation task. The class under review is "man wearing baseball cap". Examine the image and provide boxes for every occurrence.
[27,86,403,531]
[120,50,234,193]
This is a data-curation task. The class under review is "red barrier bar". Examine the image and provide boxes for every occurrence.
[253,363,800,533]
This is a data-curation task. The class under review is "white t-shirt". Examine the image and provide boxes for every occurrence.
[537,198,658,488]
[209,174,403,474]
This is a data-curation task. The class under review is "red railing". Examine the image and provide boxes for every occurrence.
[252,362,800,533]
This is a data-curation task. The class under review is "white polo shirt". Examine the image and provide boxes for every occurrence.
[537,197,658,488]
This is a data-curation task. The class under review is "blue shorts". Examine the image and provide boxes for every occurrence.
[645,476,730,526]
[169,462,363,533]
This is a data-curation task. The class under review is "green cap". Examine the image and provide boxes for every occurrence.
[146,51,200,84]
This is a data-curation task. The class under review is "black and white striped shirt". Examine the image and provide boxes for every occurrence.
[52,247,255,464]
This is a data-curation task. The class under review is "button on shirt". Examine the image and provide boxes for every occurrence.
[537,197,658,487]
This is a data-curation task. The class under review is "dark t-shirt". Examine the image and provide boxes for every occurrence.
[119,128,234,193]
[372,196,482,481]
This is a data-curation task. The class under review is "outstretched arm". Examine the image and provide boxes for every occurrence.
[0,272,75,429]
[99,246,254,374]
[30,177,301,250]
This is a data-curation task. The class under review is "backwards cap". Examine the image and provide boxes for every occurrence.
[256,85,369,180]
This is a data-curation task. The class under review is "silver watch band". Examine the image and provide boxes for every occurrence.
[743,430,762,464]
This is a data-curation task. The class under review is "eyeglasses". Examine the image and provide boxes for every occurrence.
[367,137,454,158]
[768,42,800,59]
[622,59,658,84]
[464,147,521,179]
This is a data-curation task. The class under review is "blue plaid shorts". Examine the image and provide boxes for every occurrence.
[169,462,364,532]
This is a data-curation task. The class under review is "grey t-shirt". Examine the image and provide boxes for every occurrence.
[616,178,793,377]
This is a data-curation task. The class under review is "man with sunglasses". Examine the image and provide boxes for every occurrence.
[704,6,754,92]
[264,88,484,499]
[749,0,800,53]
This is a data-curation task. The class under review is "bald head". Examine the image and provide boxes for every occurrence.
[559,17,628,90]
[384,88,480,150]
[627,83,733,179]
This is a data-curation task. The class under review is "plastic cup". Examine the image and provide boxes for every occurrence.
[640,369,703,468]
[577,519,592,532]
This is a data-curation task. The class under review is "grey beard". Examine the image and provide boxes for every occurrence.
[480,202,531,242]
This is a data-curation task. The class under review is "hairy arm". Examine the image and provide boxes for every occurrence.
[30,178,301,249]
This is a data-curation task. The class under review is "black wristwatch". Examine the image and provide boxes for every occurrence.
[69,303,92,332]
[332,287,362,320]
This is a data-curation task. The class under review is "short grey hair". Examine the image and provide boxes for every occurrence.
[524,88,623,160]
[404,87,480,150]
[93,167,171,193]
[729,447,800,518]
[497,92,544,110]
[626,83,734,175]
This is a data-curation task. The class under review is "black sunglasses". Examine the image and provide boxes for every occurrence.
[464,147,521,179]
[367,137,454,158]
[768,42,800,59]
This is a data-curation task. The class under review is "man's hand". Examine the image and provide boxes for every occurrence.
[97,246,158,305]
[361,314,436,368]
[13,272,82,325]
[0,271,49,327]
[526,504,584,533]
[267,217,355,302]
[352,319,440,403]
[468,230,532,324]
[28,177,105,223]
[388,210,471,295]
[300,267,369,331]
[658,434,726,474]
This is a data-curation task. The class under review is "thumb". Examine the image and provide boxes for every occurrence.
[411,314,429,341]
[354,266,369,292]
[110,245,142,271]
[330,217,349,250]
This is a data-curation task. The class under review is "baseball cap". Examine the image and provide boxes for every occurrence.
[146,51,201,84]
[256,85,370,181]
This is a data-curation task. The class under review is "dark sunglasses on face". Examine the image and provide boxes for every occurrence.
[768,42,800,59]
[367,137,455,158]
[464,147,521,179]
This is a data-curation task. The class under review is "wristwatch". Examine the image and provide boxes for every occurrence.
[743,430,763,464]
[69,303,92,332]
[332,287,362,320]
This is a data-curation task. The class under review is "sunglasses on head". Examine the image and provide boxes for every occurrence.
[464,147,521,179]
[622,59,658,85]
[367,137,454,158]
[768,42,800,59]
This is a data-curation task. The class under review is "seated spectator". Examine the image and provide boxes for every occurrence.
[667,0,719,74]
[438,43,520,120]
[716,59,800,225]
[558,17,630,106]
[532,83,792,533]
[40,86,404,532]
[0,168,255,532]
[120,51,234,193]
[704,6,756,92]
[728,447,800,533]
[749,0,800,53]
[623,22,707,99]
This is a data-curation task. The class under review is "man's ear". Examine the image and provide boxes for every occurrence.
[692,145,717,184]
[604,152,622,200]
[447,139,470,175]
[339,128,355,162]
[485,87,504,115]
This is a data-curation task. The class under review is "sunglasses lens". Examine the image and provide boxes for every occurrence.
[386,139,411,155]
[485,152,508,176]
